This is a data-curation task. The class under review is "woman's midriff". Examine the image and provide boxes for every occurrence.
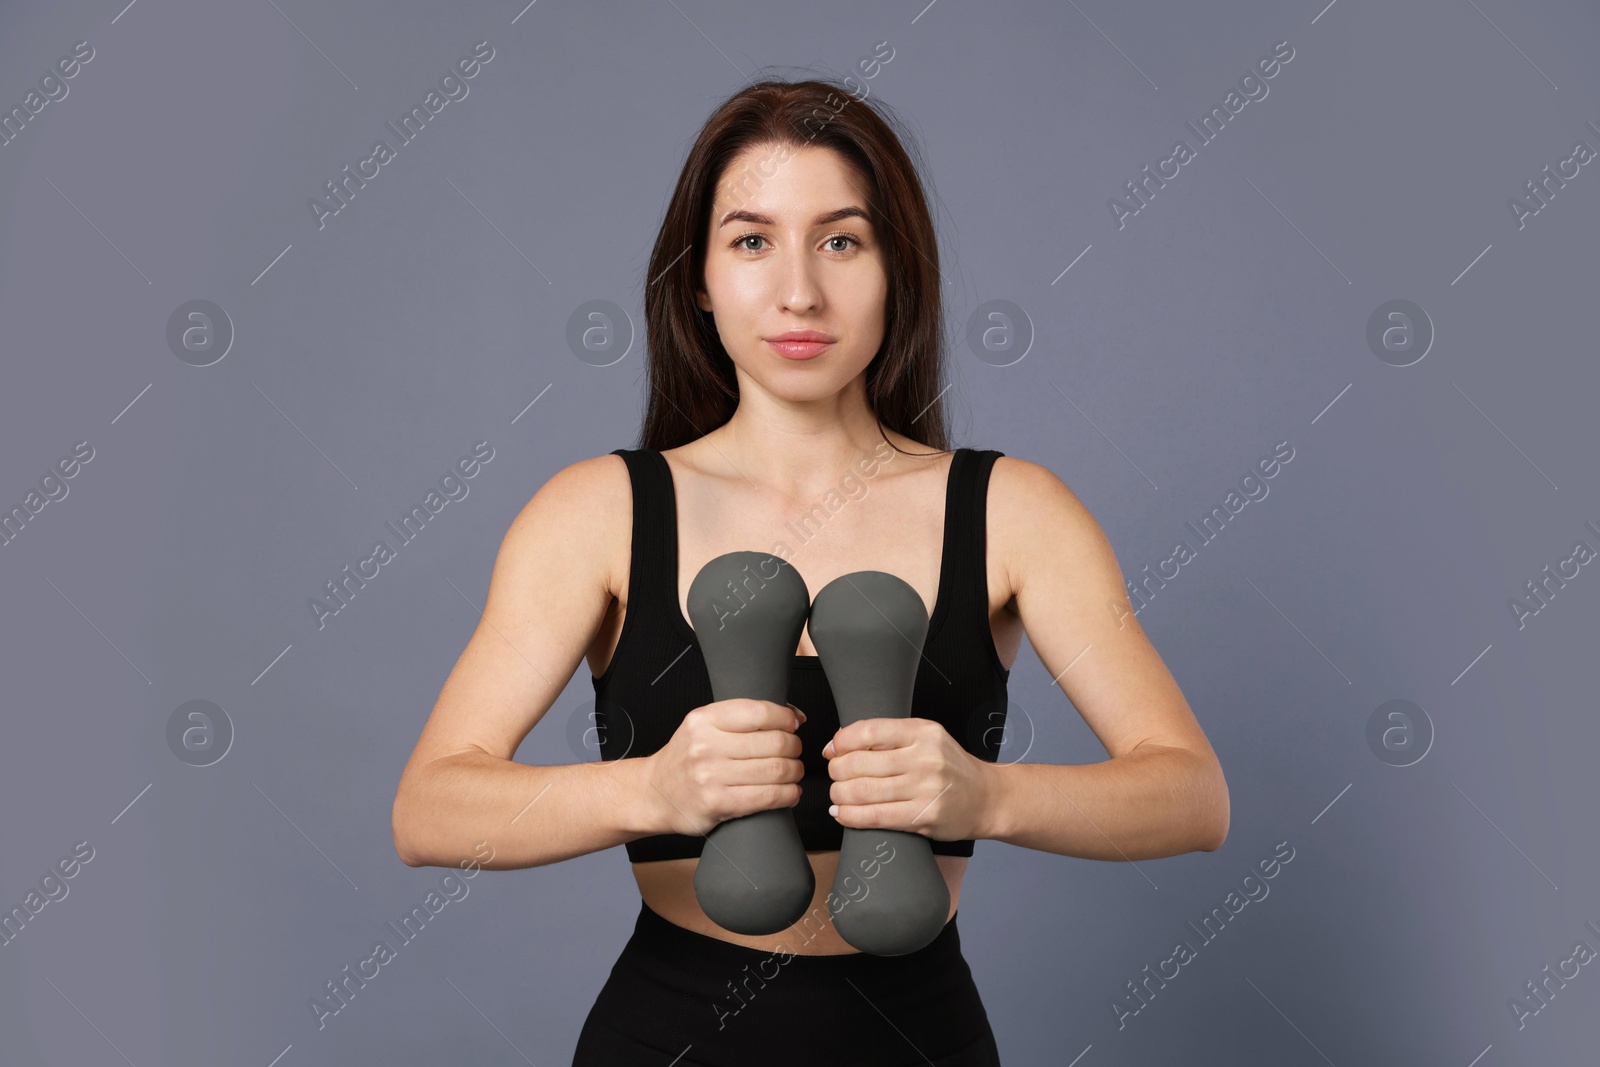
[631,852,968,955]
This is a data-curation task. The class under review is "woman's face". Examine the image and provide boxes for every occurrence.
[696,143,887,400]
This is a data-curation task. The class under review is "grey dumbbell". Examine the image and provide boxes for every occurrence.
[809,571,951,956]
[688,551,816,935]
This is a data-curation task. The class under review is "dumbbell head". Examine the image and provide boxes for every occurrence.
[807,571,929,725]
[687,551,810,704]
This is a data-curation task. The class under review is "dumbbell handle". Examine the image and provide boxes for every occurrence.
[810,571,951,956]
[688,552,816,936]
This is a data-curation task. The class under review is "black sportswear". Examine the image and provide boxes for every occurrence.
[571,899,1003,1065]
[589,446,1012,862]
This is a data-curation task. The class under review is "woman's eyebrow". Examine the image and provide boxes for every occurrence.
[717,206,870,229]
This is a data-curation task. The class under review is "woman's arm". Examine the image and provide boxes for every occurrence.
[976,457,1230,860]
[391,455,667,870]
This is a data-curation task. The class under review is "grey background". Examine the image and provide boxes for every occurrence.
[2,0,1597,1063]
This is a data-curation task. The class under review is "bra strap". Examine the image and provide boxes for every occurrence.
[948,448,1004,630]
[610,449,677,621]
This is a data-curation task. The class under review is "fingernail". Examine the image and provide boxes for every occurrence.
[828,804,839,817]
[823,741,834,757]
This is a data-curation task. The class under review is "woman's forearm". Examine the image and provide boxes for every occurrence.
[981,744,1229,860]
[393,750,663,869]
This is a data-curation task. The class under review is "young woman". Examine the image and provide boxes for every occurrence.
[392,79,1229,1065]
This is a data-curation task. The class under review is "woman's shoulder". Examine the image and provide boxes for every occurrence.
[518,450,634,515]
[985,453,1089,516]
[984,453,1109,590]
[497,451,636,599]
[986,453,1101,530]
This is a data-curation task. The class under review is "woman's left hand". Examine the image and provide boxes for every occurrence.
[823,718,998,841]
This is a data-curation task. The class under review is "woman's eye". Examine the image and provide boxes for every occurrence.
[732,234,861,253]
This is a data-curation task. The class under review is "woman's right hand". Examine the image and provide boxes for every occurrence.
[643,699,807,837]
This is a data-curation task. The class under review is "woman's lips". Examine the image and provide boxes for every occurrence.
[767,339,833,359]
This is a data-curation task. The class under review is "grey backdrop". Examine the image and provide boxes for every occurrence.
[2,0,1597,1063]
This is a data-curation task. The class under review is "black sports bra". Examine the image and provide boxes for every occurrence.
[590,447,1011,862]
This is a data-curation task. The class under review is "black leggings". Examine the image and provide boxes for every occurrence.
[573,899,1002,1066]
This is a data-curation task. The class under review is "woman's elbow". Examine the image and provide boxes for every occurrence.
[390,782,430,867]
[1196,759,1230,852]
[393,828,425,867]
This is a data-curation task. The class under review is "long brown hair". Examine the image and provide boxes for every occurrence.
[632,78,949,456]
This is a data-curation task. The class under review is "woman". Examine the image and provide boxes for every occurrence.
[392,79,1229,1065]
